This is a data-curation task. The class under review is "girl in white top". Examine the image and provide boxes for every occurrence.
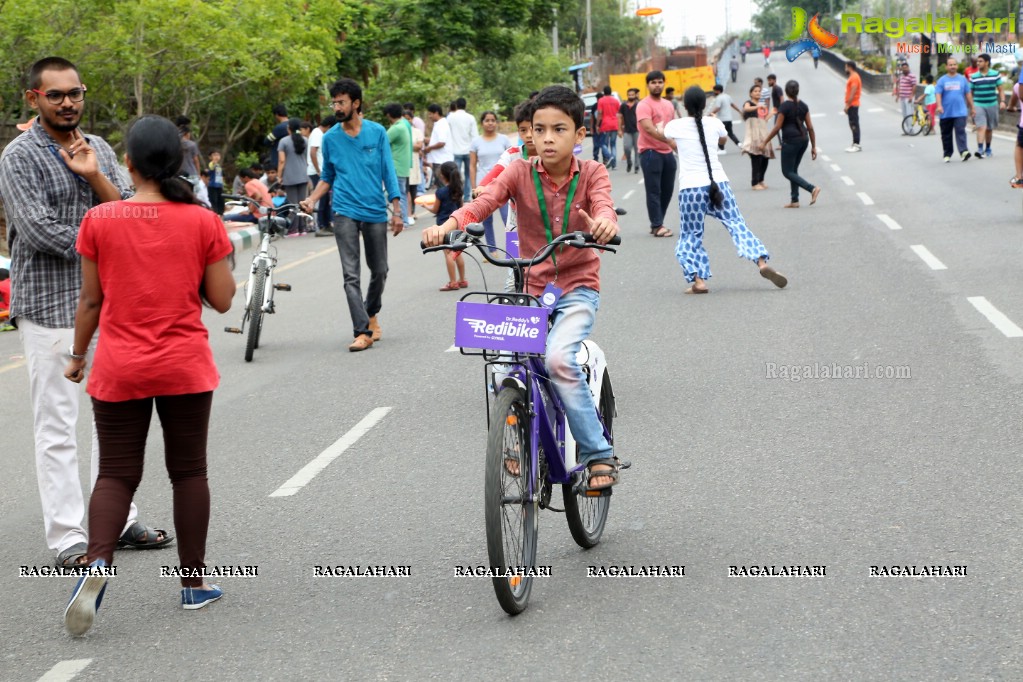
[662,86,788,294]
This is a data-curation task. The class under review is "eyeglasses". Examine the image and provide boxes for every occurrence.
[32,86,87,105]
[331,99,346,108]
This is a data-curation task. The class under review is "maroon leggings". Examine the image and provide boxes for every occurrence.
[89,392,212,587]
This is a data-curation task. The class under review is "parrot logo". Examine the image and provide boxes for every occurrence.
[784,7,840,62]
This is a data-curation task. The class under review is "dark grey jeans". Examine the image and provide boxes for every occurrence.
[333,215,389,338]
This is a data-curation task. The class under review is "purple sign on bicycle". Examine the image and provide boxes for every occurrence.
[454,301,548,354]
[506,231,519,258]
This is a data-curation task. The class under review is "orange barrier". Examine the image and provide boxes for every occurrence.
[608,66,716,98]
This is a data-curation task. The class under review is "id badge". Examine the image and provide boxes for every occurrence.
[540,283,563,310]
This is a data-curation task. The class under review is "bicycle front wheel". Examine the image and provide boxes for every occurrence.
[902,113,923,136]
[244,263,266,362]
[563,369,613,548]
[484,387,538,615]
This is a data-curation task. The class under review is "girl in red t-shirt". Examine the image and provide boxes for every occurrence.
[62,115,236,636]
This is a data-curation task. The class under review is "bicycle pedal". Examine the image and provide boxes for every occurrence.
[273,283,292,291]
[223,327,242,334]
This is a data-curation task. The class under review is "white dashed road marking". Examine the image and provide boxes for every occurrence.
[857,192,874,205]
[910,245,948,270]
[876,214,903,231]
[623,189,635,201]
[968,297,1023,338]
[830,164,841,171]
[841,176,855,186]
[270,407,393,496]
[37,660,92,682]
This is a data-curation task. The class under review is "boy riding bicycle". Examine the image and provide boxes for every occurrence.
[422,85,622,493]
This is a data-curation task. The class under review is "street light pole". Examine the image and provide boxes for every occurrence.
[586,0,593,58]
[552,7,559,55]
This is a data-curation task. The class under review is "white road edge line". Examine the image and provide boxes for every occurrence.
[830,163,841,171]
[857,192,874,205]
[270,407,393,497]
[623,189,635,201]
[910,245,948,270]
[876,214,902,230]
[968,297,1023,338]
[445,344,458,353]
[37,660,92,682]
[868,107,884,112]
[841,176,855,186]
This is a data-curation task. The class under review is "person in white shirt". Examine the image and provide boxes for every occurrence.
[446,97,477,201]
[662,86,787,295]
[708,84,743,152]
[422,103,454,189]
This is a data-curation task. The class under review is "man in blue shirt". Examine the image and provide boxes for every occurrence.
[302,78,403,352]
[935,57,975,162]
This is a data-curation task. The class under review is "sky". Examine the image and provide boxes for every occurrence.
[631,0,756,48]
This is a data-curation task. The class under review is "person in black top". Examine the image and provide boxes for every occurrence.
[763,80,821,208]
[767,74,784,119]
[618,87,641,173]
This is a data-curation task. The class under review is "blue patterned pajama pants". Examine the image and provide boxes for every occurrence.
[674,181,769,283]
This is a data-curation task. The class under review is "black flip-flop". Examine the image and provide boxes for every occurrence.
[651,226,673,238]
[118,521,174,550]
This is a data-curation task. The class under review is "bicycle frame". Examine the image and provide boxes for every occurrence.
[497,353,613,491]
[245,231,277,317]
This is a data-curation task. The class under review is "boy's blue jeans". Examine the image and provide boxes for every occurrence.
[545,287,613,464]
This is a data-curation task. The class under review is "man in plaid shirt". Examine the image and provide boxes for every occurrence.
[0,57,173,567]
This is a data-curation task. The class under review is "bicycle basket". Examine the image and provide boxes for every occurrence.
[454,300,549,354]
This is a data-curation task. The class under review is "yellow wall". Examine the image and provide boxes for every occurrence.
[609,67,716,98]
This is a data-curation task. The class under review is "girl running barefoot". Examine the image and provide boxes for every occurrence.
[424,161,467,291]
[663,86,788,295]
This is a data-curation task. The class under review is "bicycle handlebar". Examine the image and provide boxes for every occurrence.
[420,223,620,266]
[222,195,311,220]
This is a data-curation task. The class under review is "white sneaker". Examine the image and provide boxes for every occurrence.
[845,144,862,153]
[943,156,951,163]
[717,149,727,155]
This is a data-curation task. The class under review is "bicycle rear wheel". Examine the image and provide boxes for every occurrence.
[244,263,266,362]
[484,387,538,615]
[563,369,613,548]
[902,113,923,136]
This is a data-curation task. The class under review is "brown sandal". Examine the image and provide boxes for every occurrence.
[439,282,460,291]
[651,226,673,237]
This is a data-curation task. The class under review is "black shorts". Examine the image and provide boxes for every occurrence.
[1016,125,1023,148]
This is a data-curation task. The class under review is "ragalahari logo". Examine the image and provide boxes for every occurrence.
[784,7,840,62]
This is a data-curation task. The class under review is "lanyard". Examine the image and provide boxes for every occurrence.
[532,164,578,266]
[521,145,528,159]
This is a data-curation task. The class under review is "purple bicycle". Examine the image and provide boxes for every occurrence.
[422,224,626,614]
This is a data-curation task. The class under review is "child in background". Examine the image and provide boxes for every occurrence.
[915,74,937,135]
[207,150,224,214]
[424,161,467,291]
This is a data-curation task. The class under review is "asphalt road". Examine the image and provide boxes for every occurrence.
[1,54,1022,680]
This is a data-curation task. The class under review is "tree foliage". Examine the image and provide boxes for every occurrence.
[0,0,641,162]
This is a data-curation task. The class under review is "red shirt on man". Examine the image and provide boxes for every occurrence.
[597,95,621,133]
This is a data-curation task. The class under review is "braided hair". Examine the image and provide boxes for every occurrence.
[683,85,724,210]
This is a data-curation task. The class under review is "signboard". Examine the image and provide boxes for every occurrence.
[454,301,548,354]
